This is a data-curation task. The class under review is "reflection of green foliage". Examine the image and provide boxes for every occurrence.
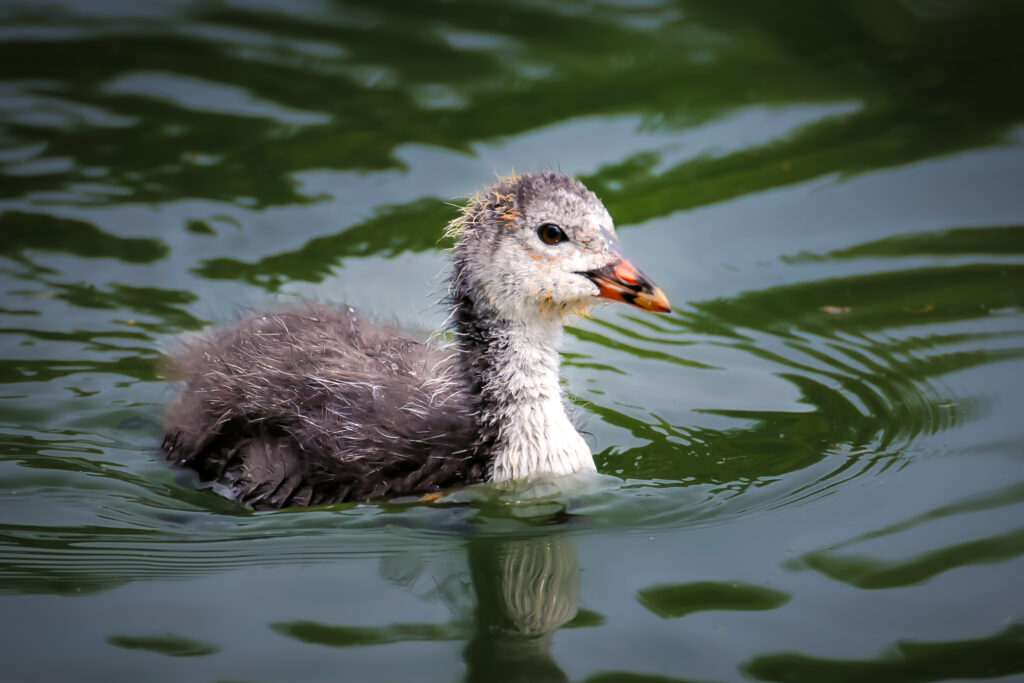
[0,356,159,384]
[789,225,1024,261]
[185,219,217,235]
[590,220,1024,488]
[0,327,158,382]
[194,198,458,288]
[50,0,1017,284]
[33,281,204,332]
[1,0,1021,230]
[784,483,1024,589]
[0,212,167,264]
[584,674,715,683]
[6,0,1009,300]
[270,619,462,646]
[638,581,789,619]
[694,264,1024,337]
[562,608,604,629]
[586,0,1024,224]
[835,482,1024,550]
[568,326,712,370]
[789,527,1024,589]
[0,523,155,596]
[106,633,219,657]
[744,622,1024,683]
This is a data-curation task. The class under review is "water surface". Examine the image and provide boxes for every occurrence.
[2,1,1024,681]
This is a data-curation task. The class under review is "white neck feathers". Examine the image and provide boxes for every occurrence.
[465,309,595,480]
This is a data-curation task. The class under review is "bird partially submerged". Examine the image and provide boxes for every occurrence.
[163,171,670,508]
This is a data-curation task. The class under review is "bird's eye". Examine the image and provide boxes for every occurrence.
[537,223,569,245]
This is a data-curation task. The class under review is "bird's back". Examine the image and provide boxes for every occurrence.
[162,304,485,508]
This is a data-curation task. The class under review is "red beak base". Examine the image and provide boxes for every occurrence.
[582,261,671,313]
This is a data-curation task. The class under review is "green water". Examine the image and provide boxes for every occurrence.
[2,1,1024,681]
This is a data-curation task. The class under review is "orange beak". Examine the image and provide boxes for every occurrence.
[581,260,671,313]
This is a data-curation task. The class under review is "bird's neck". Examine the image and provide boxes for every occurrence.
[452,289,595,480]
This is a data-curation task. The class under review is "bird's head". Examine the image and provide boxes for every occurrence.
[449,171,670,323]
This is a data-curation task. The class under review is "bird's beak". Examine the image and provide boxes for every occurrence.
[582,260,671,313]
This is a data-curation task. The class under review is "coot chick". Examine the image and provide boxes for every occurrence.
[163,172,670,508]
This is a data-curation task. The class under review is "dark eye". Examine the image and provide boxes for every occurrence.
[537,223,568,245]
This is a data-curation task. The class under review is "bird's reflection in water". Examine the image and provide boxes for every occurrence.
[463,533,580,683]
[272,501,587,680]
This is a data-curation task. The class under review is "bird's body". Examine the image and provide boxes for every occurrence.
[163,172,669,508]
[163,305,483,507]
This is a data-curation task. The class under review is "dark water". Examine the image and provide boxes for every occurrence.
[2,1,1024,681]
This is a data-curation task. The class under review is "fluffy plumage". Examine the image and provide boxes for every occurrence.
[163,306,482,507]
[163,171,669,508]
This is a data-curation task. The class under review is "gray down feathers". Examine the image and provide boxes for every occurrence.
[163,304,485,507]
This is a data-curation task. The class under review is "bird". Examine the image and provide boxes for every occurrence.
[162,171,670,508]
